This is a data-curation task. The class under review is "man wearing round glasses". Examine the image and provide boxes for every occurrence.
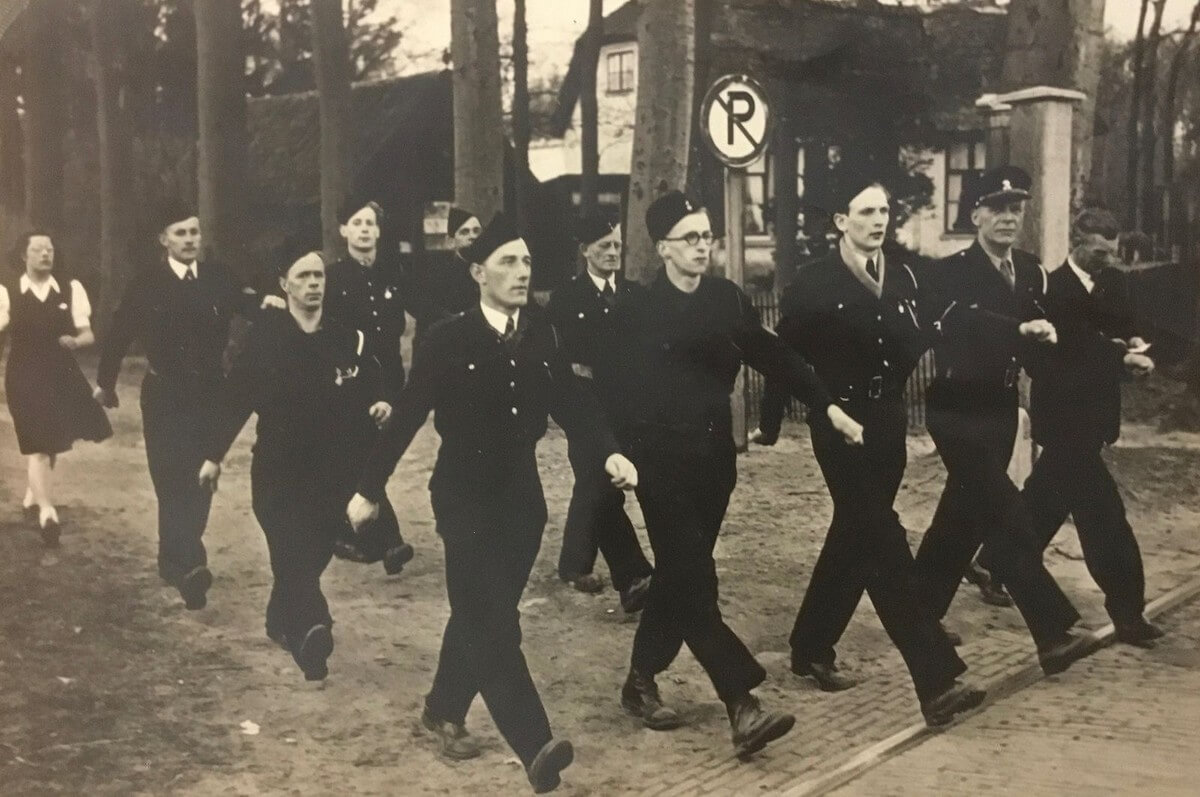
[596,190,863,757]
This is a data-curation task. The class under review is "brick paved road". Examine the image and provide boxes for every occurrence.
[829,594,1200,796]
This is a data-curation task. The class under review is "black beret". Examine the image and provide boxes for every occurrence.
[575,209,620,246]
[157,198,197,232]
[645,190,702,242]
[276,250,325,279]
[336,195,384,225]
[828,169,888,215]
[460,212,522,264]
[447,207,478,237]
[974,166,1032,207]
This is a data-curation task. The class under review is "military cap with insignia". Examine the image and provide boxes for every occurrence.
[646,190,703,241]
[575,209,620,246]
[156,198,197,233]
[461,212,523,264]
[973,166,1033,208]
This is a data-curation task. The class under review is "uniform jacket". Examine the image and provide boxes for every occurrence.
[204,310,383,484]
[1029,263,1137,448]
[96,257,260,396]
[323,253,414,403]
[357,303,619,505]
[597,270,832,439]
[545,270,640,380]
[921,240,1049,408]
[777,246,925,405]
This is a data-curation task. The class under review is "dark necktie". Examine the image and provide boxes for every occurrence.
[866,258,878,283]
[501,315,520,353]
[183,268,196,282]
[601,280,616,306]
[1000,258,1015,290]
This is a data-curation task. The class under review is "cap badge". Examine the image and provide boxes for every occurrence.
[1001,179,1013,192]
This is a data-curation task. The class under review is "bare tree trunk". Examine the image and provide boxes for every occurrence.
[772,107,798,291]
[450,0,504,223]
[1139,0,1169,236]
[0,54,23,256]
[512,0,530,232]
[196,0,251,279]
[579,0,602,216]
[1127,0,1151,228]
[23,0,68,231]
[312,0,353,262]
[1000,0,1107,209]
[625,0,694,285]
[1160,1,1200,246]
[90,0,137,339]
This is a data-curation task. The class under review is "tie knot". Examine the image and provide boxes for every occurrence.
[183,268,196,281]
[866,258,878,282]
[602,280,615,296]
[503,315,516,339]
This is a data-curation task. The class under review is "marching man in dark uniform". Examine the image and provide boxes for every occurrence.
[776,176,984,726]
[322,197,415,577]
[995,207,1163,647]
[412,206,482,348]
[346,213,635,794]
[199,251,385,680]
[95,201,280,610]
[545,211,653,610]
[913,166,1093,675]
[597,191,863,755]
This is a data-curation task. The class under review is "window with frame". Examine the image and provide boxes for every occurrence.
[606,50,635,94]
[945,135,987,232]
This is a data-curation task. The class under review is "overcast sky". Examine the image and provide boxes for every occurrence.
[380,0,1200,78]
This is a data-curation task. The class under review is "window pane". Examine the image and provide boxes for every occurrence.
[948,142,969,170]
[947,173,963,204]
[974,141,987,168]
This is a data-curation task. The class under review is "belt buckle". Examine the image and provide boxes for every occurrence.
[868,375,883,399]
[1004,363,1019,388]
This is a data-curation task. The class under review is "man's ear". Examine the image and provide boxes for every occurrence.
[469,261,485,284]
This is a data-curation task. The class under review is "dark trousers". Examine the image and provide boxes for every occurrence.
[424,461,553,768]
[629,431,766,702]
[252,459,337,666]
[791,398,965,702]
[915,399,1080,648]
[141,374,213,585]
[557,435,653,591]
[984,442,1146,625]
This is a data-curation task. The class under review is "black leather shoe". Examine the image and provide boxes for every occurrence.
[39,517,61,548]
[562,573,606,594]
[1038,630,1095,675]
[726,694,795,758]
[526,738,574,794]
[621,669,683,730]
[791,660,858,692]
[382,543,415,575]
[619,575,652,614]
[940,622,963,647]
[420,708,482,760]
[332,537,376,564]
[1114,618,1165,649]
[178,566,212,610]
[978,581,1014,607]
[921,680,986,727]
[297,624,333,681]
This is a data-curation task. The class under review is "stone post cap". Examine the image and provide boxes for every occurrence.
[975,93,1013,112]
[993,86,1087,106]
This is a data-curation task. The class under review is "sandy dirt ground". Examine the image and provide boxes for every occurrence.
[3,354,1200,796]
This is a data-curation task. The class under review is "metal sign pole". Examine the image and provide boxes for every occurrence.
[725,167,748,452]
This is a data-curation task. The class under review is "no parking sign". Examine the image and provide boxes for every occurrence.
[700,74,773,168]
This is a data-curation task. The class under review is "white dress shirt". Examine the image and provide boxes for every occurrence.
[1066,256,1096,294]
[480,302,519,336]
[168,256,198,281]
[839,238,886,298]
[587,271,616,294]
[0,275,92,331]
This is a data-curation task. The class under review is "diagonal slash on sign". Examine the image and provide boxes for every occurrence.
[714,90,759,149]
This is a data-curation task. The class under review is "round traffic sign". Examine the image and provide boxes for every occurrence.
[700,74,772,168]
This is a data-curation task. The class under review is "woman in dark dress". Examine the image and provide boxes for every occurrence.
[0,231,112,545]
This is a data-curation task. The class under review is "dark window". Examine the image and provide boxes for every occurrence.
[606,50,635,94]
[946,136,987,232]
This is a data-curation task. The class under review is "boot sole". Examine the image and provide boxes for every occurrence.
[735,713,795,758]
[529,740,574,794]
